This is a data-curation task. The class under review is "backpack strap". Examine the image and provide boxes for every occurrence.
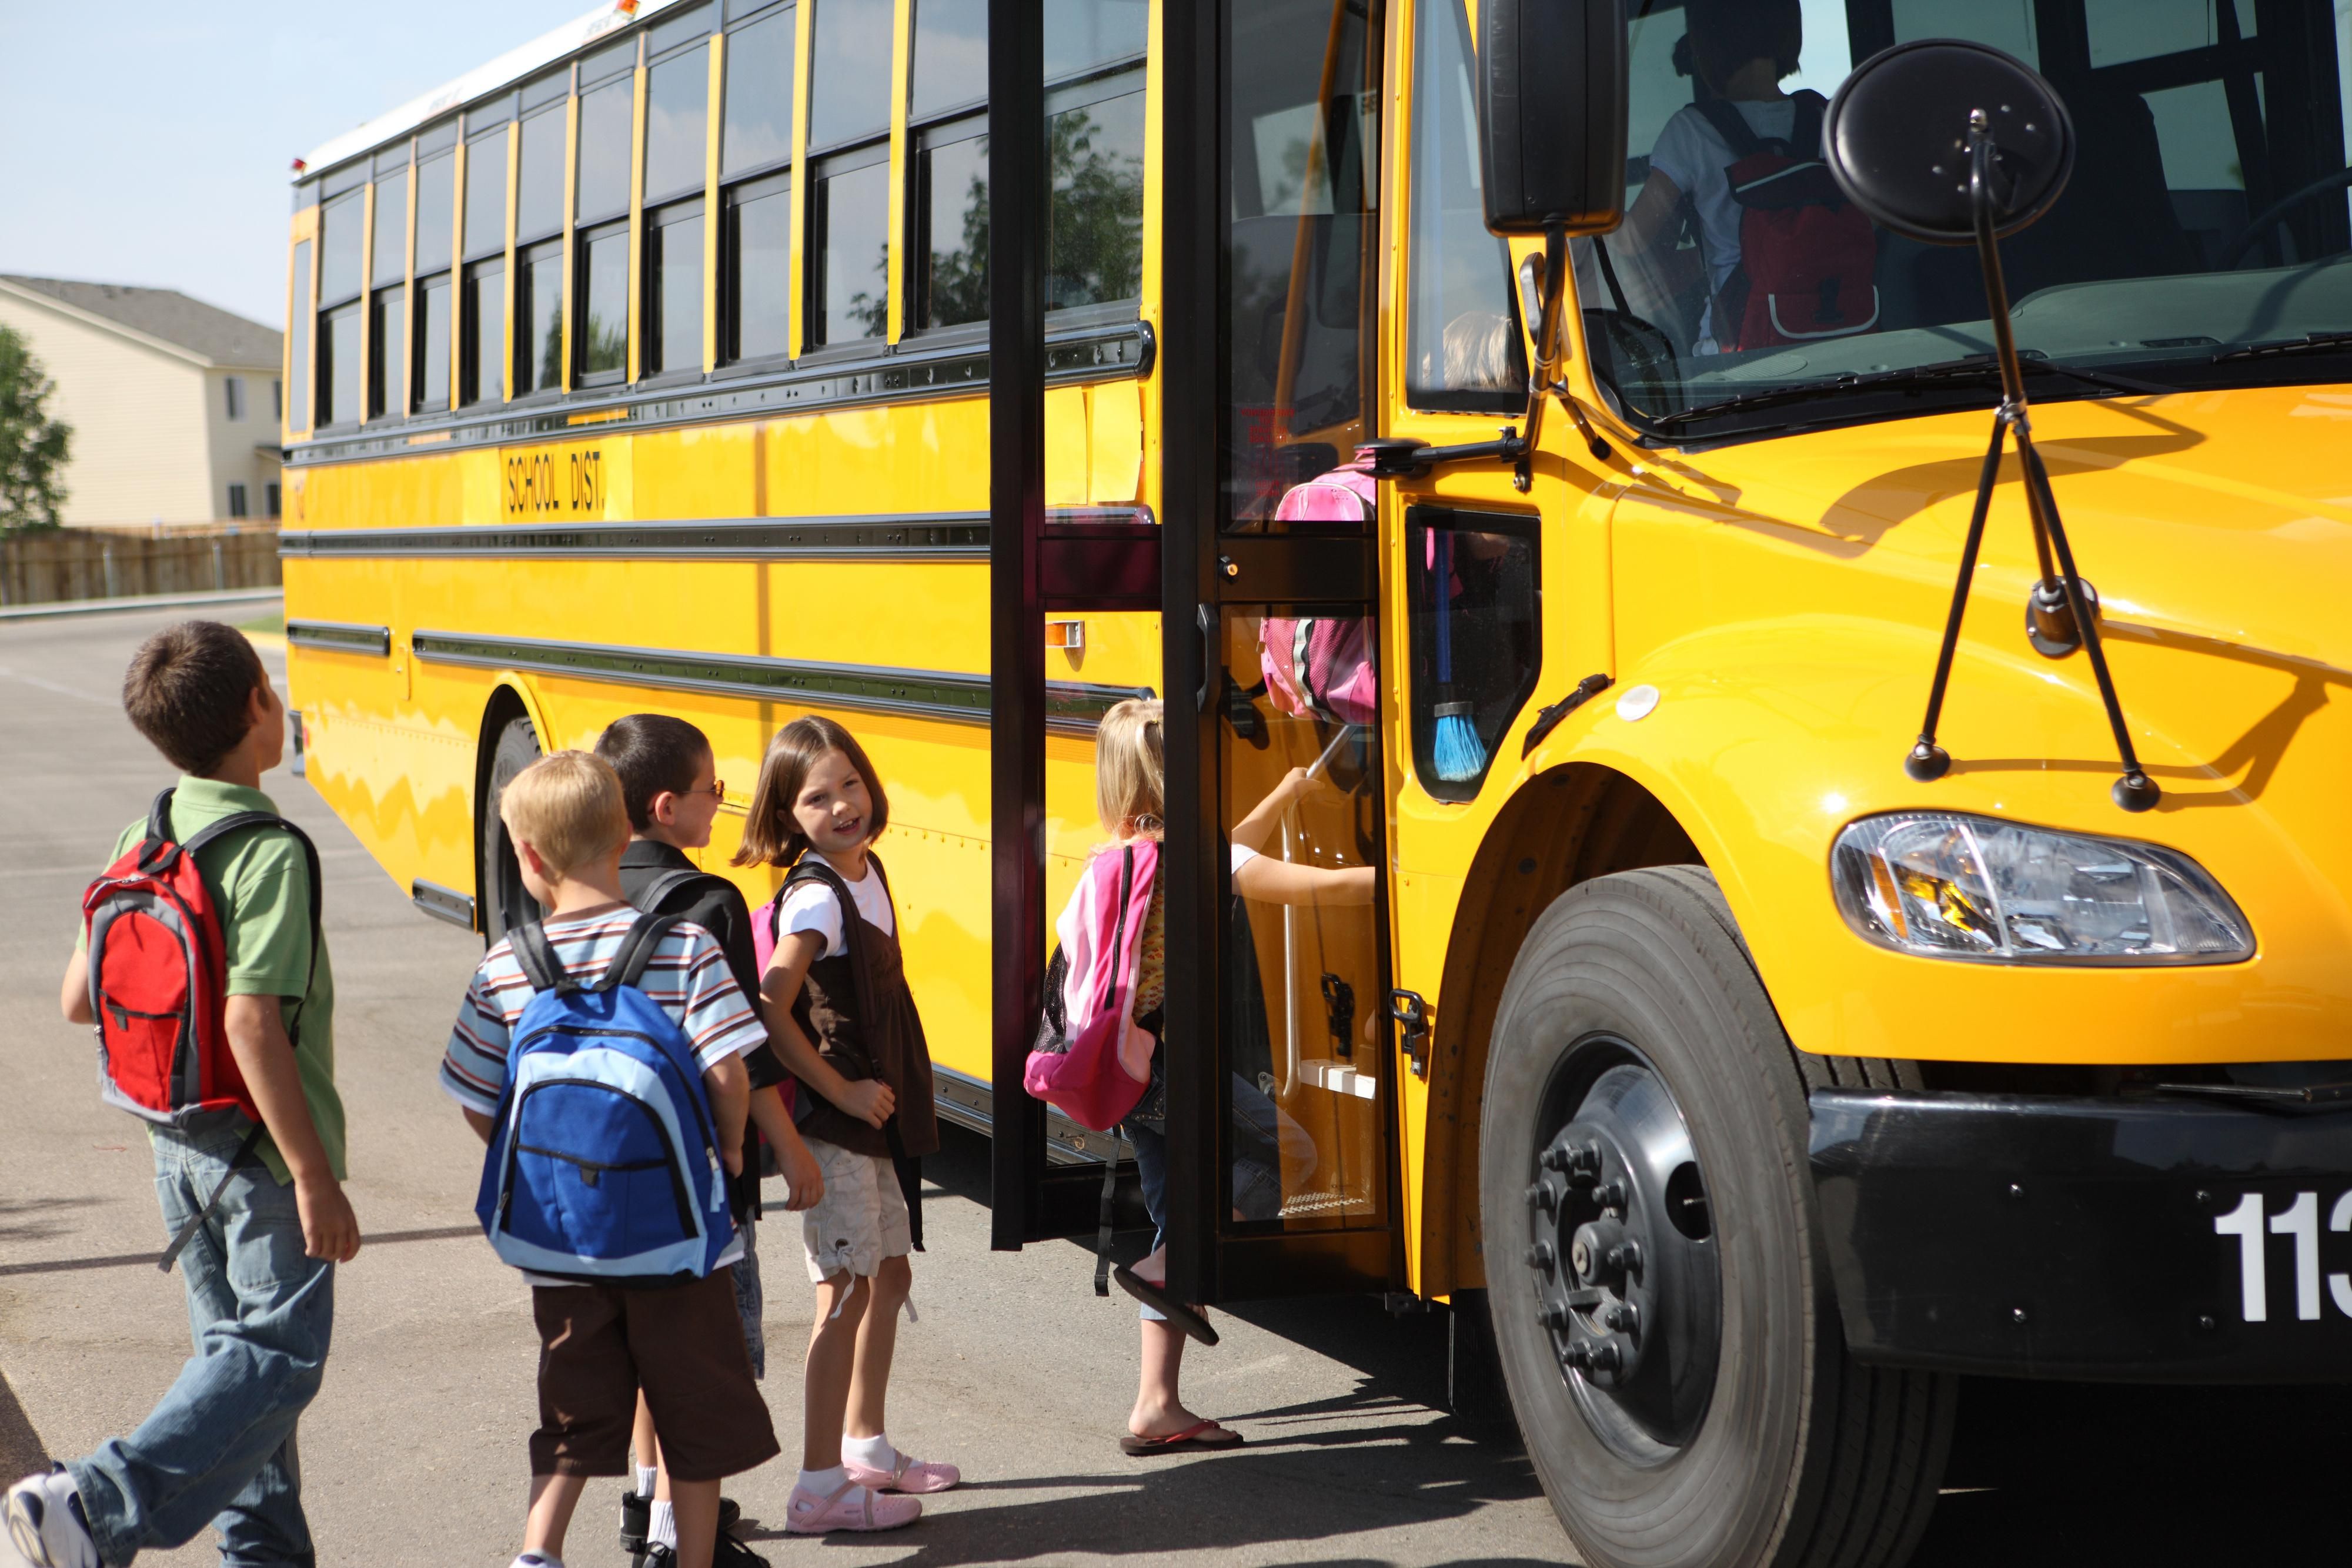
[1694,95,1766,159]
[173,807,326,1051]
[632,866,726,917]
[1790,89,1828,159]
[509,921,576,995]
[783,855,863,969]
[135,788,181,874]
[601,912,682,992]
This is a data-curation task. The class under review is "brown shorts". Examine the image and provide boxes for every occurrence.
[530,1269,780,1482]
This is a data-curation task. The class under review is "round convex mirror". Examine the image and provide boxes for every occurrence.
[1823,39,2074,245]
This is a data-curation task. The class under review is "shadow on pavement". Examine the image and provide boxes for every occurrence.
[736,1429,1551,1564]
[1912,1378,2342,1566]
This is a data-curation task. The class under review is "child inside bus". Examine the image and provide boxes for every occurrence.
[1618,0,1806,351]
[1077,698,1373,1455]
[596,713,826,1566]
[733,717,953,1533]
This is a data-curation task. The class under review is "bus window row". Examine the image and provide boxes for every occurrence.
[292,0,1148,435]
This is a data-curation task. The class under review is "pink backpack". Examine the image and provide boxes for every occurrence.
[1025,841,1158,1132]
[1261,464,1378,726]
[751,883,800,1122]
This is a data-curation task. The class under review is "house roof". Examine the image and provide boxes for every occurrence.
[0,276,281,370]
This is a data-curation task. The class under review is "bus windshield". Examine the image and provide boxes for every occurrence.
[1575,0,2352,440]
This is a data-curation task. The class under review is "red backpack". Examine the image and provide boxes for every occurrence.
[83,790,318,1269]
[82,789,320,1263]
[1696,91,1879,352]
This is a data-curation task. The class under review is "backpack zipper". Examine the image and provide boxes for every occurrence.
[500,1075,698,1237]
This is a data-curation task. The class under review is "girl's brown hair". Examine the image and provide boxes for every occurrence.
[731,714,891,867]
[1093,698,1164,840]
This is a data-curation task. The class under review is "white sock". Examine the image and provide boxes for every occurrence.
[842,1432,898,1472]
[634,1464,659,1498]
[649,1500,677,1549]
[796,1464,848,1496]
[512,1555,564,1568]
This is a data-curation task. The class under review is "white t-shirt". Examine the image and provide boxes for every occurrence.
[1231,844,1259,872]
[1648,98,1805,339]
[777,857,896,959]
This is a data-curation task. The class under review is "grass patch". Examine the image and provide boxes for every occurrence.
[235,611,285,636]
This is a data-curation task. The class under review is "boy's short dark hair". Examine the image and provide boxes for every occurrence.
[595,713,713,831]
[122,620,268,776]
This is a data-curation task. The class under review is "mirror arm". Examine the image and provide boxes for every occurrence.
[1905,114,2157,814]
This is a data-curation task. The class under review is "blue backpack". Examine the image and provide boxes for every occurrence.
[474,913,735,1285]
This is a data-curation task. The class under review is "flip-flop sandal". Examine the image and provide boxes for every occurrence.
[1120,1420,1245,1457]
[1113,1265,1221,1345]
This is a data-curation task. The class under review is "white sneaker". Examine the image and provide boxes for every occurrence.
[4,1472,99,1568]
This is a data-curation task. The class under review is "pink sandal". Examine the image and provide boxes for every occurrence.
[845,1452,961,1495]
[784,1479,922,1533]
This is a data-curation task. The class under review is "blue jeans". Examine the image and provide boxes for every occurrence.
[66,1116,335,1567]
[1122,1075,1306,1319]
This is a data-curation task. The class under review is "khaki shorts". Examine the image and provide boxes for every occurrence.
[801,1138,911,1282]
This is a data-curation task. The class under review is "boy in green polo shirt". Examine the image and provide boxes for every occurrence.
[6,620,359,1568]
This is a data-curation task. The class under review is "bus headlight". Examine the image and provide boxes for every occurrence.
[1830,812,2253,965]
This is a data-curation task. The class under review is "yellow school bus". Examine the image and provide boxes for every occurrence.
[280,0,2352,1563]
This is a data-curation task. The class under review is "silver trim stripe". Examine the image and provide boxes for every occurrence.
[409,630,1151,734]
[285,620,393,656]
[279,507,1147,562]
[410,880,477,930]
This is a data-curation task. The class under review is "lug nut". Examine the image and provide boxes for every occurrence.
[1570,1142,1602,1174]
[1525,1241,1556,1273]
[1525,1181,1559,1215]
[1539,1300,1571,1330]
[1541,1146,1570,1172]
[1604,1302,1641,1335]
[1588,1339,1624,1374]
[1597,1179,1629,1212]
[1605,1240,1643,1276]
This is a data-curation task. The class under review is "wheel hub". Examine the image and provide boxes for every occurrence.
[1522,1057,1721,1459]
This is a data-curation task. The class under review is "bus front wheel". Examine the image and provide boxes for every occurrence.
[1482,865,1954,1568]
[479,713,543,944]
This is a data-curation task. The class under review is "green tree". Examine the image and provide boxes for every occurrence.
[0,325,71,531]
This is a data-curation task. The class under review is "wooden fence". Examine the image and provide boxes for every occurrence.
[0,529,282,608]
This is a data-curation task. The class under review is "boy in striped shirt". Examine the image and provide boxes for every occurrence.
[440,751,778,1568]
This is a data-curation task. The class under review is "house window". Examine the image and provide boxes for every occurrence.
[224,377,246,421]
[227,483,249,520]
[272,379,282,423]
[266,482,282,519]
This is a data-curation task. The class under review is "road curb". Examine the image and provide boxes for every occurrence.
[0,588,283,624]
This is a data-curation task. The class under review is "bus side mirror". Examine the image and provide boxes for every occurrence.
[1478,0,1629,236]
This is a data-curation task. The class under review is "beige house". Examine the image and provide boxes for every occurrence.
[0,276,285,528]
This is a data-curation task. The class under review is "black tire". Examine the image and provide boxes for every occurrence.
[480,713,543,945]
[1482,865,1955,1568]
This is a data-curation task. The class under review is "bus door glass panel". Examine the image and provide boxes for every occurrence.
[1214,609,1388,1238]
[1206,0,1391,1255]
[1225,0,1379,528]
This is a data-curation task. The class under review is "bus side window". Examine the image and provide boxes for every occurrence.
[575,44,638,383]
[807,0,894,349]
[721,4,798,363]
[1405,510,1540,802]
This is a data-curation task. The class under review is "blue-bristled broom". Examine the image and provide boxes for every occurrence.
[1431,530,1486,781]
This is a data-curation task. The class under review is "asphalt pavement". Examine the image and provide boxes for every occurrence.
[1,608,2340,1567]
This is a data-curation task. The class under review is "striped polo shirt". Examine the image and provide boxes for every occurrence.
[439,908,767,1116]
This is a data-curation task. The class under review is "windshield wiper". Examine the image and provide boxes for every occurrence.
[1648,355,2171,433]
[2211,330,2352,363]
